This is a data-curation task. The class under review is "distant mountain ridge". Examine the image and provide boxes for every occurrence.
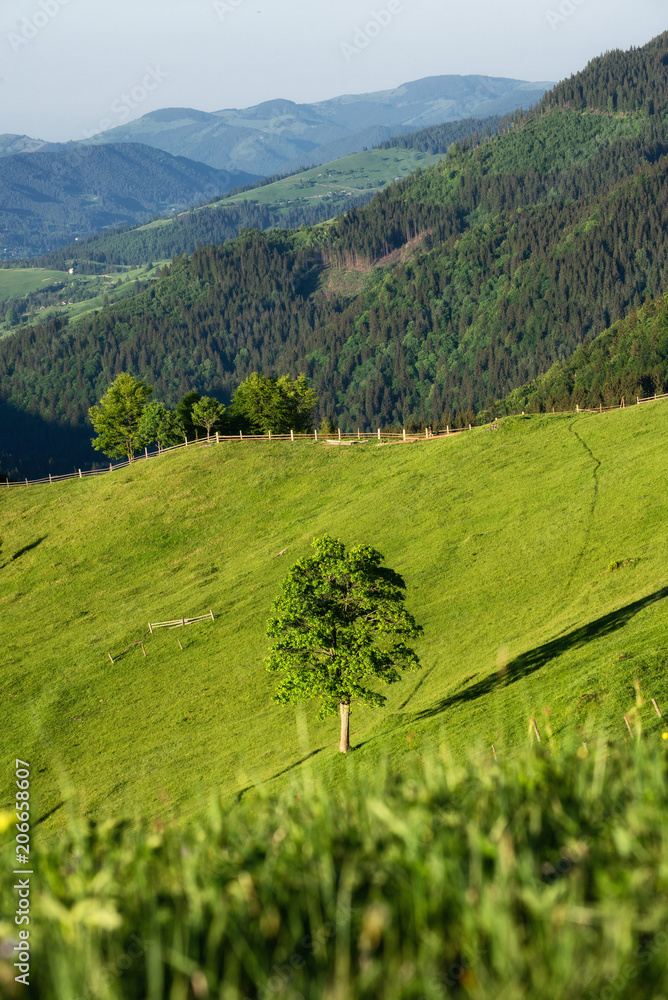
[0,75,551,177]
[0,143,257,258]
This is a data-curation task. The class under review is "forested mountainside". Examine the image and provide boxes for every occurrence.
[544,32,668,113]
[27,118,502,271]
[0,143,255,258]
[24,192,372,272]
[2,33,668,480]
[378,115,502,153]
[501,294,668,414]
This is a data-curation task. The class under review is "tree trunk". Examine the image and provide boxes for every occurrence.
[339,701,350,754]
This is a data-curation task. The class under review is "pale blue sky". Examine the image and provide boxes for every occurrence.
[1,0,666,141]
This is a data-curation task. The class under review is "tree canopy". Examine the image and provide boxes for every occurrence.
[266,535,422,752]
[138,401,185,451]
[88,373,153,462]
[232,372,317,434]
[191,397,226,436]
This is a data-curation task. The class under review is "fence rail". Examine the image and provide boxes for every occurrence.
[108,610,215,662]
[3,390,667,489]
[148,611,215,632]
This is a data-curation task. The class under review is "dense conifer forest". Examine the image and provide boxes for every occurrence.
[2,32,668,479]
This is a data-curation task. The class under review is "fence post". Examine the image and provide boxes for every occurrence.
[145,447,148,458]
[403,428,406,441]
[600,403,602,413]
[109,463,112,473]
[291,430,294,442]
[216,431,220,444]
[576,405,579,413]
[447,426,450,435]
[315,429,318,442]
[358,428,360,439]
[637,397,640,405]
[49,474,52,483]
[269,430,272,442]
[25,479,28,486]
[338,428,341,441]
[377,428,381,441]
[240,431,243,441]
[185,436,188,447]
[210,609,215,621]
[469,424,472,432]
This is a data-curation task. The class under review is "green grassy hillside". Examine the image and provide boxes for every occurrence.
[0,268,66,302]
[0,260,167,336]
[2,404,667,835]
[223,148,445,212]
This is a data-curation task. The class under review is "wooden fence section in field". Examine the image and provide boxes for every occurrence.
[148,611,215,632]
[108,611,215,663]
[5,388,668,489]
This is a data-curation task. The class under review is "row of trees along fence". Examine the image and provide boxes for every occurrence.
[5,389,668,488]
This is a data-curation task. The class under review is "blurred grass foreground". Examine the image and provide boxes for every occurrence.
[1,738,667,1000]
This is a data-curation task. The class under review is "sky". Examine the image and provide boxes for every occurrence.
[0,0,666,141]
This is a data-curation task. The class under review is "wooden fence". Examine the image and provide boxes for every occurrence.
[4,388,668,489]
[2,425,472,488]
[108,610,215,663]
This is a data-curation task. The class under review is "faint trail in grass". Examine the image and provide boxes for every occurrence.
[566,419,602,589]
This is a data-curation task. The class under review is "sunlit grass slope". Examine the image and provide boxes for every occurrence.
[0,268,65,302]
[1,405,668,833]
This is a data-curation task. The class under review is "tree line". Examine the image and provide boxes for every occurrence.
[89,371,318,462]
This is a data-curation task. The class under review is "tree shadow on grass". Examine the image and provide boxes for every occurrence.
[12,536,47,562]
[1,535,47,569]
[236,748,325,801]
[415,585,668,722]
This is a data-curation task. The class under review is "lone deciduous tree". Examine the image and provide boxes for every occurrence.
[88,373,153,462]
[191,397,226,437]
[266,535,422,753]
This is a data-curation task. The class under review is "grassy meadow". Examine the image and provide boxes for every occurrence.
[0,262,167,335]
[1,403,668,999]
[1,404,668,834]
[0,268,66,302]
[222,149,445,216]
